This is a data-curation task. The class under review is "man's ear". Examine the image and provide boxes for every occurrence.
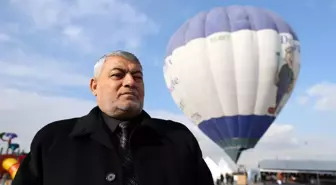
[90,78,98,96]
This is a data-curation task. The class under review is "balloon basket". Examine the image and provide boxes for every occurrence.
[232,164,248,185]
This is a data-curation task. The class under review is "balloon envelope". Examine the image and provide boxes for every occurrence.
[163,5,300,163]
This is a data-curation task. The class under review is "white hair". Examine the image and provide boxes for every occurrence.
[93,50,140,78]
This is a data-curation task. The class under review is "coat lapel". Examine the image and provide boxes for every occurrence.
[69,106,114,149]
[69,106,161,149]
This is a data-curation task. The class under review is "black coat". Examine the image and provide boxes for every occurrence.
[12,107,214,185]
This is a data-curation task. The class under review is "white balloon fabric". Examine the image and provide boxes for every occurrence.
[163,6,300,163]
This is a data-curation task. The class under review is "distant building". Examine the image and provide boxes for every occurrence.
[258,159,336,175]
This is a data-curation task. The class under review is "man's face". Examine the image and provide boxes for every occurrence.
[90,55,144,118]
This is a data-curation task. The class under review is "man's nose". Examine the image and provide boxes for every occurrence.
[123,73,136,87]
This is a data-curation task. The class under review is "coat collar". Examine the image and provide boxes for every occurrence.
[69,106,154,148]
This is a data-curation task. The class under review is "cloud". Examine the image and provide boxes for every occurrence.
[1,86,335,169]
[297,82,336,111]
[0,48,90,93]
[60,25,92,51]
[151,110,303,168]
[296,96,309,105]
[7,0,159,51]
[0,87,95,151]
[0,0,160,92]
[0,33,11,43]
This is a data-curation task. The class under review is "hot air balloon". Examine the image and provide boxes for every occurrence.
[163,5,300,163]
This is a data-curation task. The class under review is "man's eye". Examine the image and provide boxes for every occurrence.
[133,76,143,81]
[111,73,124,78]
[134,76,142,79]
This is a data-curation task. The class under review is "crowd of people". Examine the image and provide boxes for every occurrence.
[216,173,235,185]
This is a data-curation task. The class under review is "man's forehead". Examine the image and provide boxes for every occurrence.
[105,56,142,69]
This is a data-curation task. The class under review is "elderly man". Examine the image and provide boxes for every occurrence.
[12,50,214,185]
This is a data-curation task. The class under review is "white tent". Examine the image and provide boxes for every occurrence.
[218,158,234,174]
[204,156,237,181]
[204,156,221,180]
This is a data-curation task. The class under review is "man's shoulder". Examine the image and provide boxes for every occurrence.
[146,117,194,138]
[32,117,79,146]
[146,118,201,153]
[40,117,79,133]
[148,117,188,128]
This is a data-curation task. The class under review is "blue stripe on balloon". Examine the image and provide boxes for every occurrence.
[198,115,275,142]
[166,5,298,56]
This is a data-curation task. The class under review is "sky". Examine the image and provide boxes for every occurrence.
[0,0,336,169]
